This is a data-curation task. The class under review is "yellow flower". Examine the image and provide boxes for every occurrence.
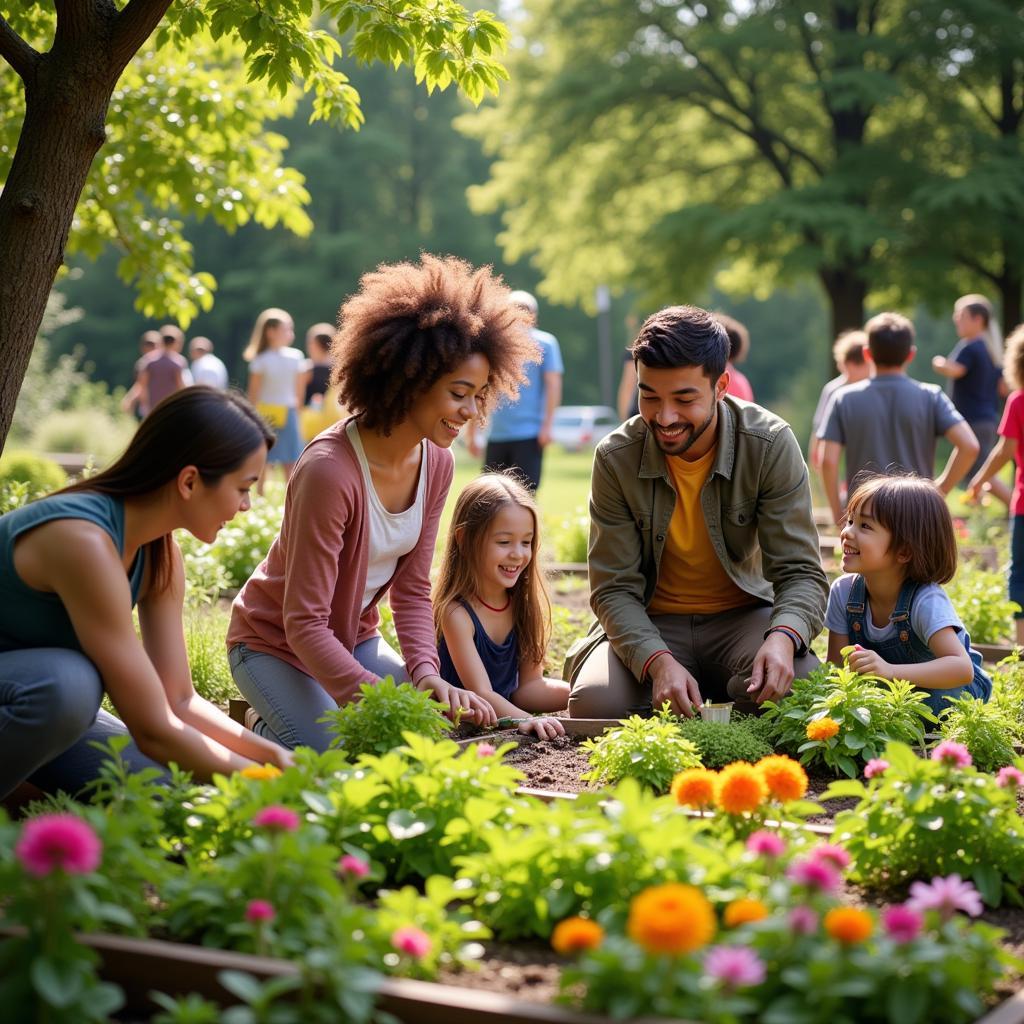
[551,917,605,955]
[756,755,809,802]
[806,717,840,742]
[715,762,769,815]
[240,764,282,781]
[671,768,718,809]
[627,883,716,955]
[824,907,873,944]
[723,898,770,928]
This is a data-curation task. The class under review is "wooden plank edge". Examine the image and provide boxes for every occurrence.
[976,987,1024,1024]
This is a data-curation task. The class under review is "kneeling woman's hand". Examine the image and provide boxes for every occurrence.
[416,675,498,727]
[518,716,564,740]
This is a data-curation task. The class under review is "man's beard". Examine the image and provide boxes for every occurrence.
[649,405,716,456]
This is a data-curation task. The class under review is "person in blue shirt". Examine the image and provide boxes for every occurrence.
[932,293,1010,504]
[467,290,563,491]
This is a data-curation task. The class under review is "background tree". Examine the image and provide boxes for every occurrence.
[0,0,509,452]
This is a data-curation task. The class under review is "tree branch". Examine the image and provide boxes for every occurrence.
[0,15,40,80]
[956,254,1001,287]
[111,0,175,73]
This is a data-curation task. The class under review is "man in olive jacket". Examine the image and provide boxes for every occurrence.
[568,305,827,718]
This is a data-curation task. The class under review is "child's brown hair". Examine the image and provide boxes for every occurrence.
[433,473,550,665]
[846,474,958,584]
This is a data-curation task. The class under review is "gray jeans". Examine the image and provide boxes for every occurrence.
[0,648,164,800]
[228,636,407,751]
[568,604,819,719]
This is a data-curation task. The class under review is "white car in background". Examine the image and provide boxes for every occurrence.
[551,405,620,452]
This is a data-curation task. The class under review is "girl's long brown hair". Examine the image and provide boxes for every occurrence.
[243,307,291,362]
[433,473,550,665]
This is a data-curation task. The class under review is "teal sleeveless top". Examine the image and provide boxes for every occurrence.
[0,492,146,653]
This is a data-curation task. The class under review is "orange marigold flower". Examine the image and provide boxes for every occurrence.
[824,907,873,944]
[551,917,605,955]
[806,717,840,742]
[757,755,809,802]
[240,764,283,781]
[723,898,770,928]
[671,768,718,808]
[627,883,716,955]
[715,762,769,815]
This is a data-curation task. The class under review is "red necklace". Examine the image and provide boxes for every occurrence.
[476,594,511,613]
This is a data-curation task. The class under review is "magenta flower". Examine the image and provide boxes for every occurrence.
[930,741,972,769]
[996,766,1024,789]
[746,830,786,858]
[786,857,841,894]
[864,758,889,779]
[907,875,983,921]
[338,853,370,878]
[245,899,276,923]
[391,926,432,958]
[252,805,301,832]
[704,946,766,990]
[788,906,818,935]
[15,814,102,877]
[475,742,496,758]
[809,843,851,871]
[882,905,923,944]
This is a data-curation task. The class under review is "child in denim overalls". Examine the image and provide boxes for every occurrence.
[824,474,991,715]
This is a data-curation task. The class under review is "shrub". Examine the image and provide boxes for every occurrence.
[185,605,237,706]
[30,408,136,464]
[582,707,702,791]
[0,450,66,493]
[323,678,452,758]
[546,507,588,564]
[675,717,773,770]
[991,651,1024,744]
[939,695,1017,773]
[762,659,935,777]
[946,565,1021,644]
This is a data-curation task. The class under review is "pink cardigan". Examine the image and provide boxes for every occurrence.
[227,419,454,704]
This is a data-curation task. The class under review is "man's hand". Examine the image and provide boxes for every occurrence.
[417,675,498,726]
[649,655,703,718]
[846,645,892,679]
[747,632,796,704]
[537,423,552,448]
[518,716,565,739]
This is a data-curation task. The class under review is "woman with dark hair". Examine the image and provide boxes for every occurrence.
[0,387,291,801]
[227,255,540,750]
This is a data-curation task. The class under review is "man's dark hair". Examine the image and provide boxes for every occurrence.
[865,312,915,367]
[631,305,729,380]
[713,313,750,363]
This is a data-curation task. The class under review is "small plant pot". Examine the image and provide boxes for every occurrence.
[700,702,733,723]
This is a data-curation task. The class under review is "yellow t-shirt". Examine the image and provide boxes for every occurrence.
[648,445,759,616]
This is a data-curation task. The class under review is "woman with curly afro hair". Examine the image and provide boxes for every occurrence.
[227,255,540,750]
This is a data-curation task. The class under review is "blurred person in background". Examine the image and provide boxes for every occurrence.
[121,329,161,421]
[300,322,344,441]
[189,336,228,390]
[715,313,755,401]
[809,330,870,477]
[138,328,189,415]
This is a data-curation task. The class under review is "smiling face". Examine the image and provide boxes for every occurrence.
[637,362,727,459]
[480,503,535,594]
[840,499,907,576]
[183,445,267,543]
[408,353,490,448]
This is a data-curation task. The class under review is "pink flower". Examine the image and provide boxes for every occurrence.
[996,766,1024,789]
[930,741,972,769]
[864,759,889,779]
[704,946,766,990]
[746,831,786,859]
[391,926,432,958]
[808,843,851,872]
[882,905,923,944]
[786,857,841,894]
[475,742,496,758]
[338,853,370,878]
[245,899,276,923]
[252,805,300,832]
[788,906,818,935]
[15,814,102,877]
[907,875,983,921]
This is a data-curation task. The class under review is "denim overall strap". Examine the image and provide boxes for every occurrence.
[843,574,868,641]
[888,580,935,661]
[843,576,932,664]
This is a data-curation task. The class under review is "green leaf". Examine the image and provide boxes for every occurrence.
[30,957,84,1009]
[387,808,437,841]
[972,863,1003,907]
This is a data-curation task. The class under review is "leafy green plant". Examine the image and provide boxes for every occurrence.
[546,506,589,563]
[826,741,1024,905]
[938,695,1017,773]
[0,479,38,515]
[0,449,66,492]
[581,707,702,791]
[946,565,1021,644]
[30,407,136,464]
[674,717,772,770]
[324,678,453,758]
[185,604,238,706]
[762,659,935,777]
[991,650,1024,744]
[180,541,233,606]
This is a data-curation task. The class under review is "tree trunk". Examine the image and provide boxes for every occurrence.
[1000,264,1022,332]
[817,266,867,341]
[0,52,113,453]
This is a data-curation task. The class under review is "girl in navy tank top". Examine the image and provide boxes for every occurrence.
[435,474,570,739]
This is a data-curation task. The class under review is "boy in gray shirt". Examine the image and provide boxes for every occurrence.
[818,312,979,523]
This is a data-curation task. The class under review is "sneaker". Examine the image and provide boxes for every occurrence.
[244,707,264,733]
